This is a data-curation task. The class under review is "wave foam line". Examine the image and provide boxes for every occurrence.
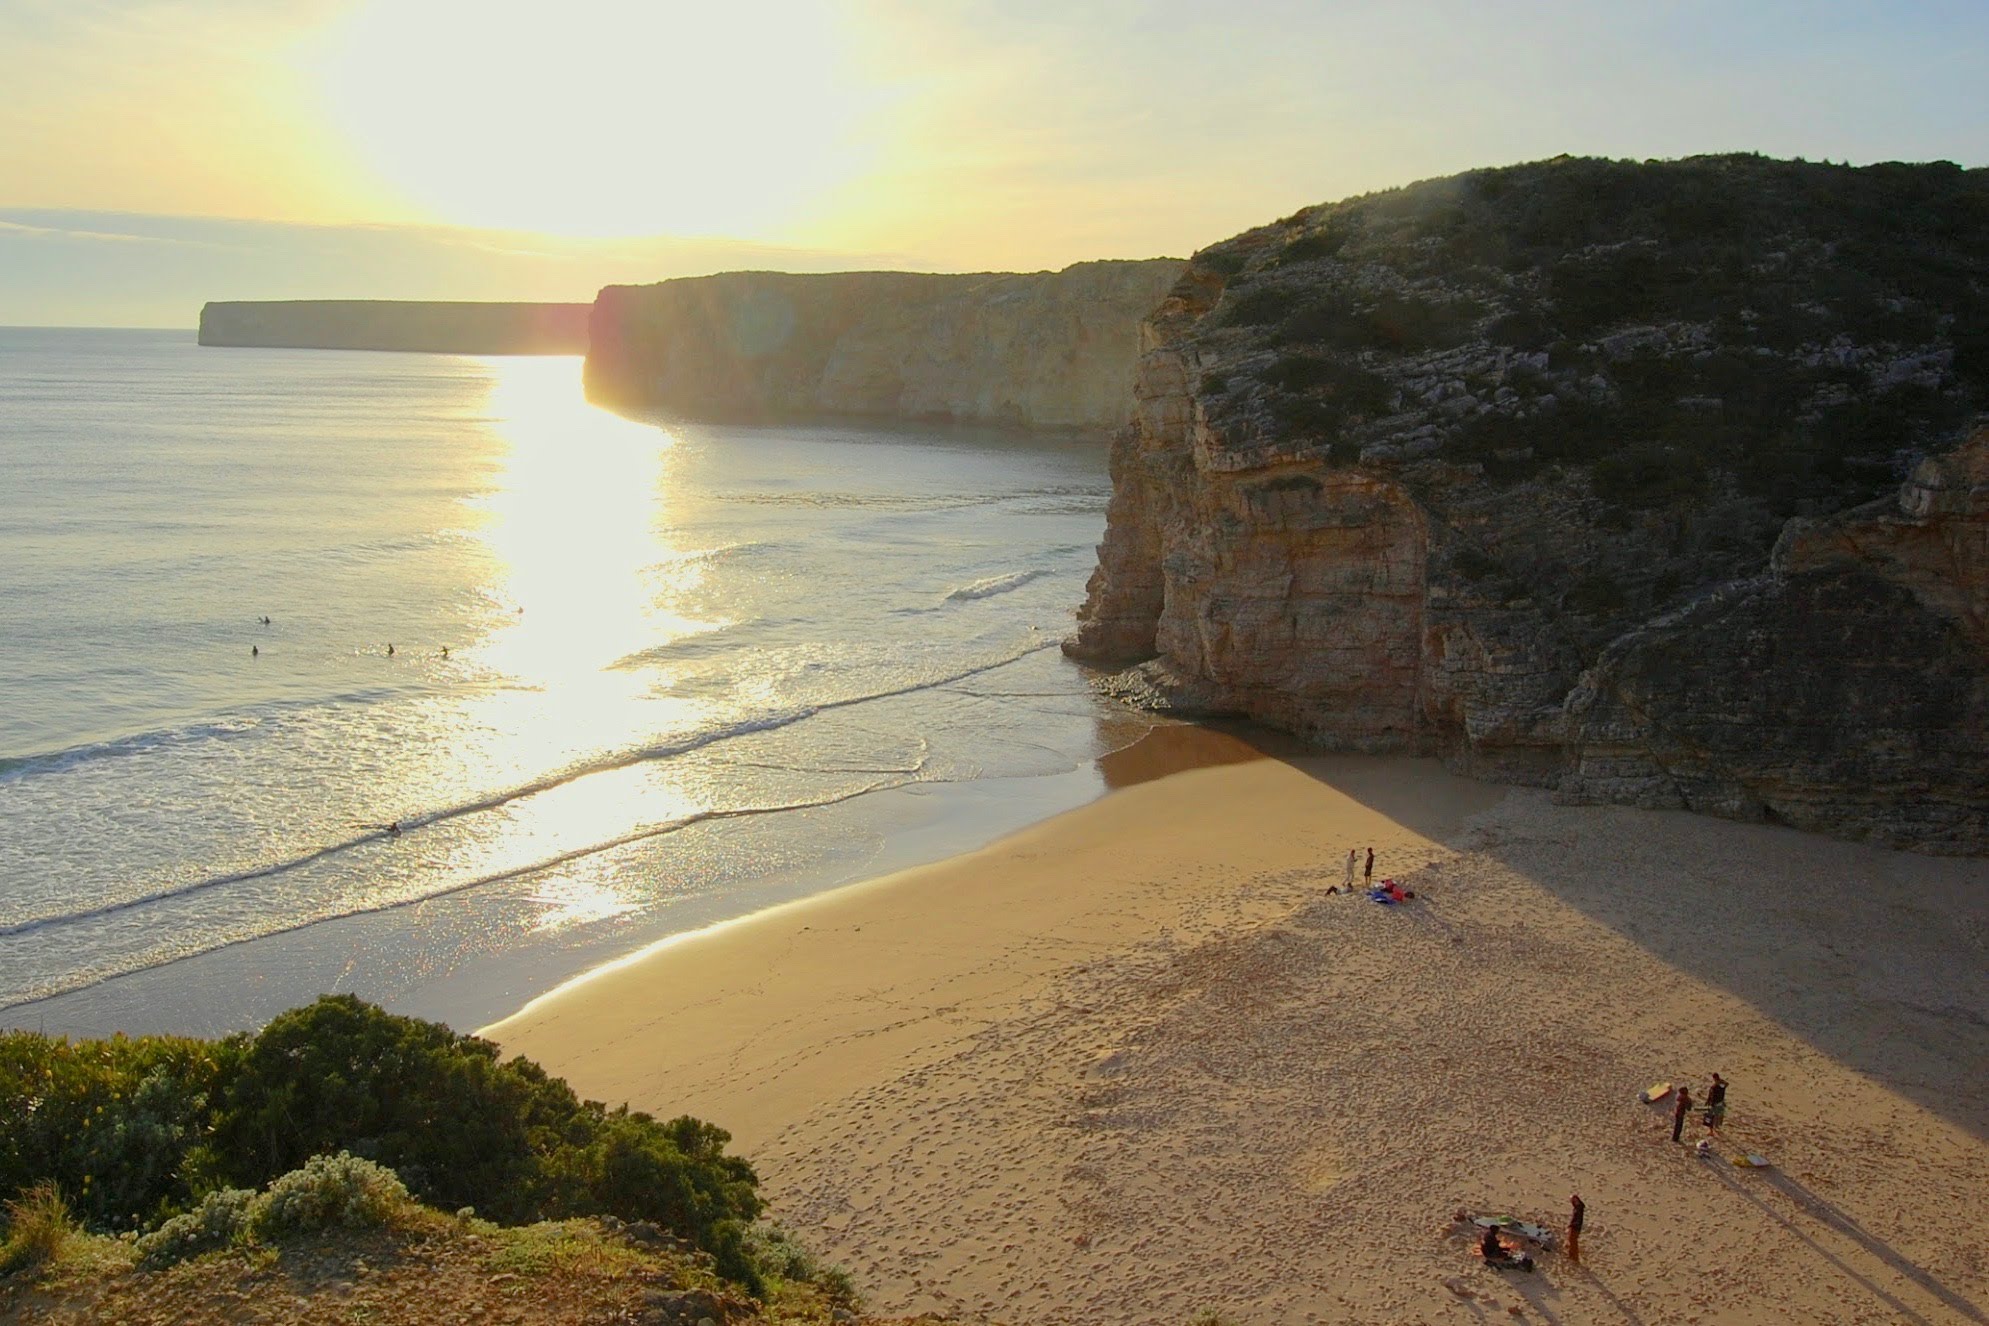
[0,770,924,1015]
[944,569,1047,602]
[0,642,1057,942]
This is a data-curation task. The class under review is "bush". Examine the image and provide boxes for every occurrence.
[0,1182,75,1277]
[1196,248,1248,277]
[249,1152,409,1239]
[1276,228,1349,264]
[132,1187,254,1268]
[0,1030,235,1232]
[1219,284,1302,326]
[1,997,766,1288]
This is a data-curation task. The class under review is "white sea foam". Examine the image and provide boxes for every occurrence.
[945,569,1048,601]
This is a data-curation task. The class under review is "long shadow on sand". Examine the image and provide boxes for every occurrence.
[1701,1156,1987,1323]
[1161,723,1989,1321]
[1216,728,1989,1147]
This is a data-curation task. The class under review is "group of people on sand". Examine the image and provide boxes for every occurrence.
[1478,1076,1731,1276]
[1477,1193,1586,1273]
[1325,846,1419,903]
[1323,846,1376,896]
[1673,1072,1729,1143]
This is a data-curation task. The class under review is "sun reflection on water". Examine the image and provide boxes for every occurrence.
[422,357,723,930]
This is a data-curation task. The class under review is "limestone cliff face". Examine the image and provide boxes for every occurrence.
[1070,155,1989,852]
[198,301,590,354]
[583,261,1185,430]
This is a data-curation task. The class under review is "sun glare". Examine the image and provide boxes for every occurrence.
[307,0,879,238]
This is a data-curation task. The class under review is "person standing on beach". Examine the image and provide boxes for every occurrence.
[1672,1084,1693,1143]
[1567,1194,1584,1264]
[1344,849,1357,889]
[1703,1073,1727,1127]
[1364,847,1375,886]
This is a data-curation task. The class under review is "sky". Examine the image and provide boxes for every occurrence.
[3,0,1986,326]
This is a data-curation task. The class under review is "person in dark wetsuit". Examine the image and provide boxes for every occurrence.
[1567,1194,1585,1264]
[1480,1226,1504,1262]
[1672,1084,1693,1142]
[1703,1073,1727,1127]
[1364,847,1375,886]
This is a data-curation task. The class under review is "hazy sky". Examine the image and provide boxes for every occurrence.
[4,0,1986,326]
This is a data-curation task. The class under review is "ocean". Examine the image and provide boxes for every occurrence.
[0,328,1151,1037]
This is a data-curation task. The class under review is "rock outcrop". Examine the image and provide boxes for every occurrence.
[583,260,1186,430]
[1069,155,1989,851]
[198,301,591,354]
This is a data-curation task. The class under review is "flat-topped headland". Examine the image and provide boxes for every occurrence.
[582,259,1186,430]
[1066,155,1989,852]
[197,299,592,353]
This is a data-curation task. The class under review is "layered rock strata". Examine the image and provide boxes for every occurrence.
[198,301,591,354]
[583,260,1186,430]
[1069,155,1989,851]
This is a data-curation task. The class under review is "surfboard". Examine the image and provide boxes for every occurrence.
[1639,1082,1673,1104]
[1474,1216,1552,1242]
[1731,1153,1773,1168]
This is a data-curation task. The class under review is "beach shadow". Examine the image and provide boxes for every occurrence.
[1697,1157,1986,1324]
[1215,731,1989,1146]
[1576,1268,1649,1326]
[1762,1169,1988,1322]
[1094,719,1284,791]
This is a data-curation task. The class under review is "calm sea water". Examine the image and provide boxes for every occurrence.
[0,329,1146,1035]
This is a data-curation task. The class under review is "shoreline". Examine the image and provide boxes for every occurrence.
[487,747,1989,1324]
[1,710,1184,1041]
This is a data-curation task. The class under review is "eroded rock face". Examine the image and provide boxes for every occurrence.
[583,261,1185,431]
[1070,156,1989,851]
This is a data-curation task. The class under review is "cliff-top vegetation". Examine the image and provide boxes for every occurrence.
[1188,152,1986,627]
[0,996,862,1321]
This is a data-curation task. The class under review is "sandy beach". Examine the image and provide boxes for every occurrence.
[486,730,1989,1325]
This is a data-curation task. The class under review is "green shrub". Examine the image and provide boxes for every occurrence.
[1197,248,1248,277]
[1592,444,1708,509]
[1219,284,1302,326]
[1275,292,1482,353]
[132,1187,255,1268]
[1276,228,1349,264]
[1452,547,1503,581]
[249,1152,409,1239]
[0,1029,235,1231]
[1,997,766,1289]
[1564,572,1629,615]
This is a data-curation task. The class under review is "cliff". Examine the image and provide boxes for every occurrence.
[1068,155,1989,852]
[582,260,1186,430]
[198,301,592,354]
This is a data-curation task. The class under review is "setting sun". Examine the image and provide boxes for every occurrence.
[306,0,883,237]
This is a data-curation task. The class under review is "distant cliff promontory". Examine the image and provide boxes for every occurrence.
[198,300,591,354]
[1067,155,1989,852]
[583,260,1186,430]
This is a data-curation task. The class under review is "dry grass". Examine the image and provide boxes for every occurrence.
[0,1183,75,1278]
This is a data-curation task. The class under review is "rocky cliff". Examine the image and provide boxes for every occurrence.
[582,260,1186,430]
[198,301,591,354]
[1068,155,1989,852]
